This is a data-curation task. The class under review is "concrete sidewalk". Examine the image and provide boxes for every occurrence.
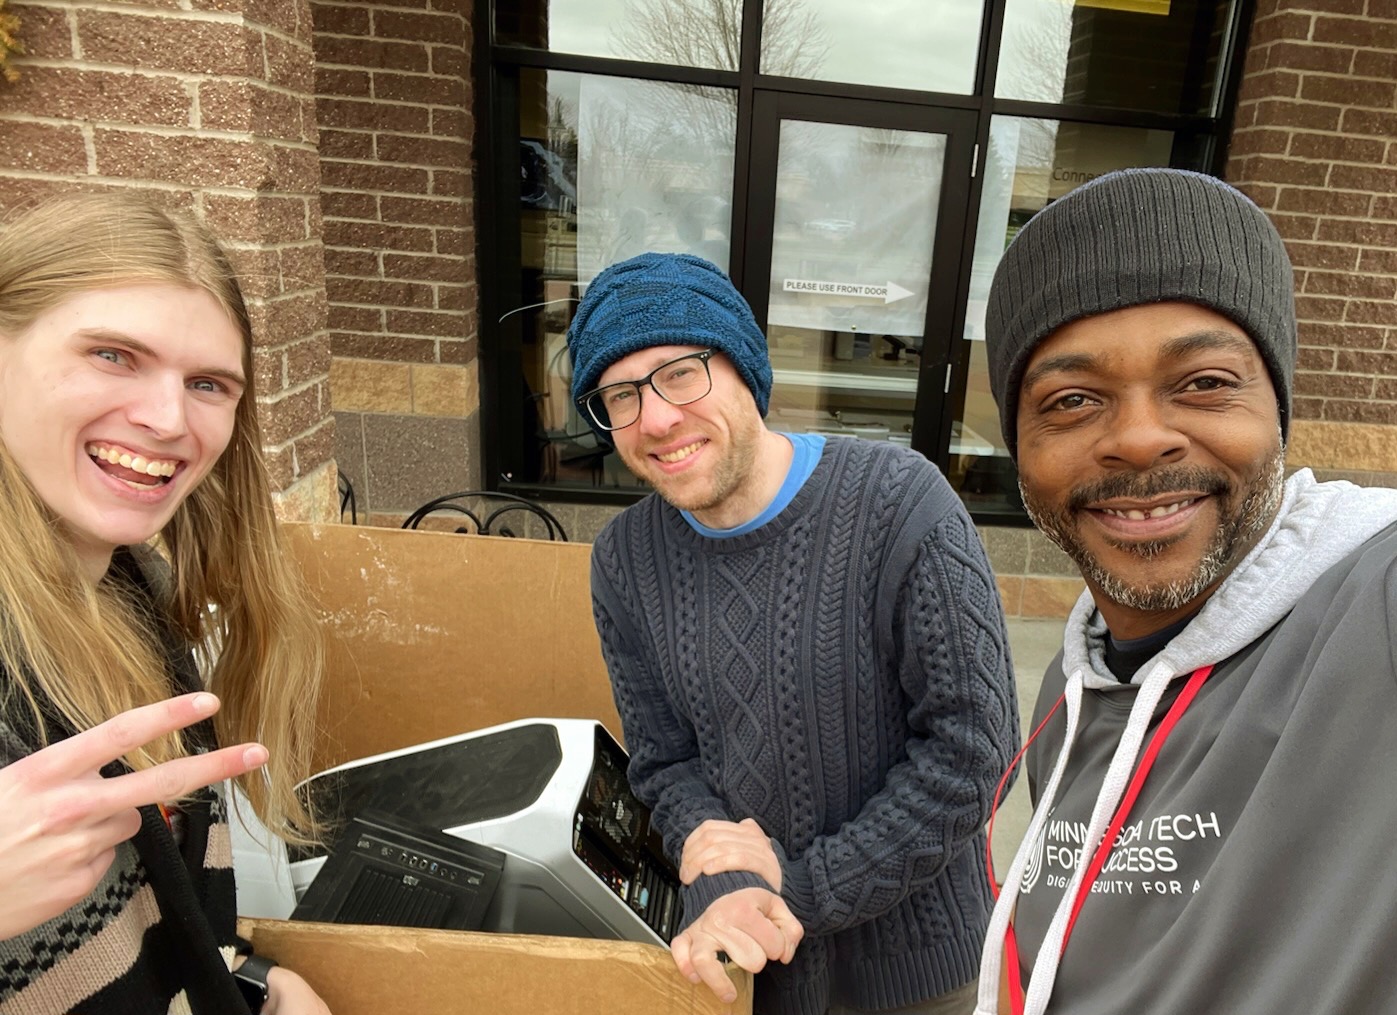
[992,618,1067,876]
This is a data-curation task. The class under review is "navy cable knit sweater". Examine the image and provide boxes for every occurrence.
[590,437,1020,1015]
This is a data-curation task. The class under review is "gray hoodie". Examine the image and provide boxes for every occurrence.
[976,469,1397,1015]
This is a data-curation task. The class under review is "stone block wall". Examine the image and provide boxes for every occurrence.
[311,0,481,525]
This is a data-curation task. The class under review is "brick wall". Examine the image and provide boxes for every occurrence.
[1226,2,1397,482]
[0,0,336,521]
[312,0,480,525]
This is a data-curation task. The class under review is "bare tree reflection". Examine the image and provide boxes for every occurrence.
[534,0,834,274]
[605,0,829,144]
[611,0,829,78]
[997,0,1073,104]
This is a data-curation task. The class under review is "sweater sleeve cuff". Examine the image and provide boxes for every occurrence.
[678,870,769,931]
[772,838,817,924]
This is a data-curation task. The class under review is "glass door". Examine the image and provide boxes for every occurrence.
[741,93,977,459]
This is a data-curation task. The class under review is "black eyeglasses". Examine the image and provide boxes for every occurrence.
[576,349,716,432]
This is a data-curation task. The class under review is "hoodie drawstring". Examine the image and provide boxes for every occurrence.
[975,670,1085,1015]
[979,662,1217,1015]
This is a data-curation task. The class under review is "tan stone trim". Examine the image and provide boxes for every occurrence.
[410,363,478,417]
[272,462,338,523]
[330,358,411,413]
[1288,419,1397,473]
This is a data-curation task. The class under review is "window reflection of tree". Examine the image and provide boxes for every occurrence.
[547,0,835,272]
[599,0,830,152]
[1017,119,1063,192]
[610,0,829,79]
[855,128,941,248]
[575,88,737,269]
[997,0,1073,104]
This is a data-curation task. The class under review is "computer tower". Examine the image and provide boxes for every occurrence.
[290,811,506,931]
[288,718,683,945]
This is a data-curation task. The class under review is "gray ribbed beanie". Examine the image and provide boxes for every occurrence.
[985,168,1295,461]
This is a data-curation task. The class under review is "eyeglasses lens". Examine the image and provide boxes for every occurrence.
[584,353,712,431]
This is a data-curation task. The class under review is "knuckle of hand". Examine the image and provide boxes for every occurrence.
[105,713,140,753]
[38,793,88,835]
[67,828,111,867]
[2,761,39,796]
[151,763,186,803]
[119,808,143,839]
[58,858,106,906]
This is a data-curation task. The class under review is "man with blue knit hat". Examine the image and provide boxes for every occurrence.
[975,168,1397,1015]
[569,252,1020,1015]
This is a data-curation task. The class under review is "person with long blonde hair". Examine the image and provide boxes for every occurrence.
[0,193,329,1014]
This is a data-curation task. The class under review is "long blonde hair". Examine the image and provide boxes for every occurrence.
[0,193,323,843]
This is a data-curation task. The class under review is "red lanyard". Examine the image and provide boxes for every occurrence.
[987,663,1216,1015]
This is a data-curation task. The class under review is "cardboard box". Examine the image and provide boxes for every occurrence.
[282,522,624,773]
[246,523,752,1015]
[238,918,752,1015]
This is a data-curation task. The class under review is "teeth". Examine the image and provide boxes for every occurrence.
[1104,499,1194,521]
[85,443,178,478]
[656,441,703,464]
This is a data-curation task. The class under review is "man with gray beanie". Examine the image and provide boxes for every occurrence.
[974,167,1397,1015]
[569,252,1019,1015]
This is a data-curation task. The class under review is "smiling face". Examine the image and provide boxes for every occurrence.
[0,284,246,579]
[1014,302,1285,639]
[600,344,777,526]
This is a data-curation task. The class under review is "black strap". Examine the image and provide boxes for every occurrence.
[233,954,278,1013]
[133,805,250,1014]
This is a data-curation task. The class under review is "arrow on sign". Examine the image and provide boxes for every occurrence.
[783,278,915,304]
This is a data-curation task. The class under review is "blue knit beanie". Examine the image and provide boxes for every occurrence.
[567,253,773,441]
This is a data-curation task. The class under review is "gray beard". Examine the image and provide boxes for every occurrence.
[1021,442,1286,613]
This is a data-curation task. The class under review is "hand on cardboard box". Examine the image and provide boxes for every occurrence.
[670,887,803,1004]
[680,818,782,892]
[264,965,331,1015]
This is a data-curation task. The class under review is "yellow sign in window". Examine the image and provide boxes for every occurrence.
[1077,0,1171,14]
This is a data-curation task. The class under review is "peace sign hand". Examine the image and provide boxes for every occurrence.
[0,692,267,941]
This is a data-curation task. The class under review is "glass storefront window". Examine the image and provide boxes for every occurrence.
[761,0,985,94]
[951,116,1175,518]
[487,1,1249,517]
[996,0,1236,115]
[496,0,741,70]
[506,69,738,492]
[764,119,947,444]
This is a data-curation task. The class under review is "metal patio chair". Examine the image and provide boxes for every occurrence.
[401,491,569,541]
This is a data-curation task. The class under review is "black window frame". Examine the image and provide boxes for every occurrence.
[475,0,1259,523]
